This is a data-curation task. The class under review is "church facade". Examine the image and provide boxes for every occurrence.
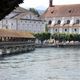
[42,0,80,34]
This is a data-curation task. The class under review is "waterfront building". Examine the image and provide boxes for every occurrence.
[41,0,80,34]
[0,7,46,33]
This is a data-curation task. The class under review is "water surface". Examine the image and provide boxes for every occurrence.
[0,48,80,80]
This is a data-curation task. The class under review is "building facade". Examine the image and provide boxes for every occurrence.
[41,0,80,34]
[0,7,46,33]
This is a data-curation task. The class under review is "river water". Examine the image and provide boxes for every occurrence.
[0,48,80,80]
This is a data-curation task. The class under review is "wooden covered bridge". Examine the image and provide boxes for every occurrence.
[0,29,35,56]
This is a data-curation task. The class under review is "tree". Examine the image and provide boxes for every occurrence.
[34,32,51,44]
[29,8,40,17]
[45,24,49,32]
[0,0,23,20]
[52,33,60,41]
[59,33,66,42]
[52,33,80,42]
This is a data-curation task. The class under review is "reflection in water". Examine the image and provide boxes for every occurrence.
[0,48,80,80]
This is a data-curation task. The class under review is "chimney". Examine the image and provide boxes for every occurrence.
[49,0,53,7]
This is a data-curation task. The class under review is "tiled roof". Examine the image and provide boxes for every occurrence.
[5,7,36,19]
[42,4,80,18]
[0,29,35,38]
[14,13,29,19]
[11,7,41,20]
[13,7,30,13]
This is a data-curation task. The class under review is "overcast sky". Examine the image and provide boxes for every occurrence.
[20,0,80,10]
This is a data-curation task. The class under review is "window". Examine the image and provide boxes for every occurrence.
[48,20,52,25]
[74,29,77,32]
[56,29,57,31]
[67,20,70,24]
[57,20,61,24]
[76,19,79,24]
[34,21,36,23]
[21,20,22,22]
[6,26,8,29]
[65,29,67,32]
[51,11,54,14]
[42,22,44,24]
[11,23,13,26]
[25,21,27,23]
[55,29,58,32]
[69,10,71,13]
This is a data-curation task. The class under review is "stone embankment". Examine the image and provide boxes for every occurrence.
[35,41,80,48]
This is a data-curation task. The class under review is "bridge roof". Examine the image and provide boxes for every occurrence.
[0,29,35,38]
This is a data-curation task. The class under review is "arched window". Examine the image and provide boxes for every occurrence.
[76,19,79,24]
[48,20,52,25]
[57,20,61,24]
[67,20,70,24]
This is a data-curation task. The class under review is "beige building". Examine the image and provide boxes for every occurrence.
[41,0,80,34]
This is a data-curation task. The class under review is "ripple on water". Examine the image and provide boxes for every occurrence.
[0,48,80,80]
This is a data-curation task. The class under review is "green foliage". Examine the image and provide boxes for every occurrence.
[45,24,48,32]
[29,8,40,17]
[0,0,23,20]
[52,33,59,40]
[34,32,51,44]
[52,33,80,42]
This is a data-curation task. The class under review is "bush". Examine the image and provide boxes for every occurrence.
[52,33,80,42]
[34,32,51,44]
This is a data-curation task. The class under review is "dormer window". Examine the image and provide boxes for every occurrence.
[57,20,61,24]
[69,10,71,13]
[67,20,70,24]
[76,19,79,24]
[51,11,54,14]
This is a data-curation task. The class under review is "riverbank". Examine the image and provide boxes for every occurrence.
[35,42,80,48]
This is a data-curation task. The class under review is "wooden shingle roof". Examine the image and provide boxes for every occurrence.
[0,29,35,38]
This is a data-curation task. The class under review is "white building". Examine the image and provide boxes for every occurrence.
[0,7,46,33]
[41,0,80,34]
